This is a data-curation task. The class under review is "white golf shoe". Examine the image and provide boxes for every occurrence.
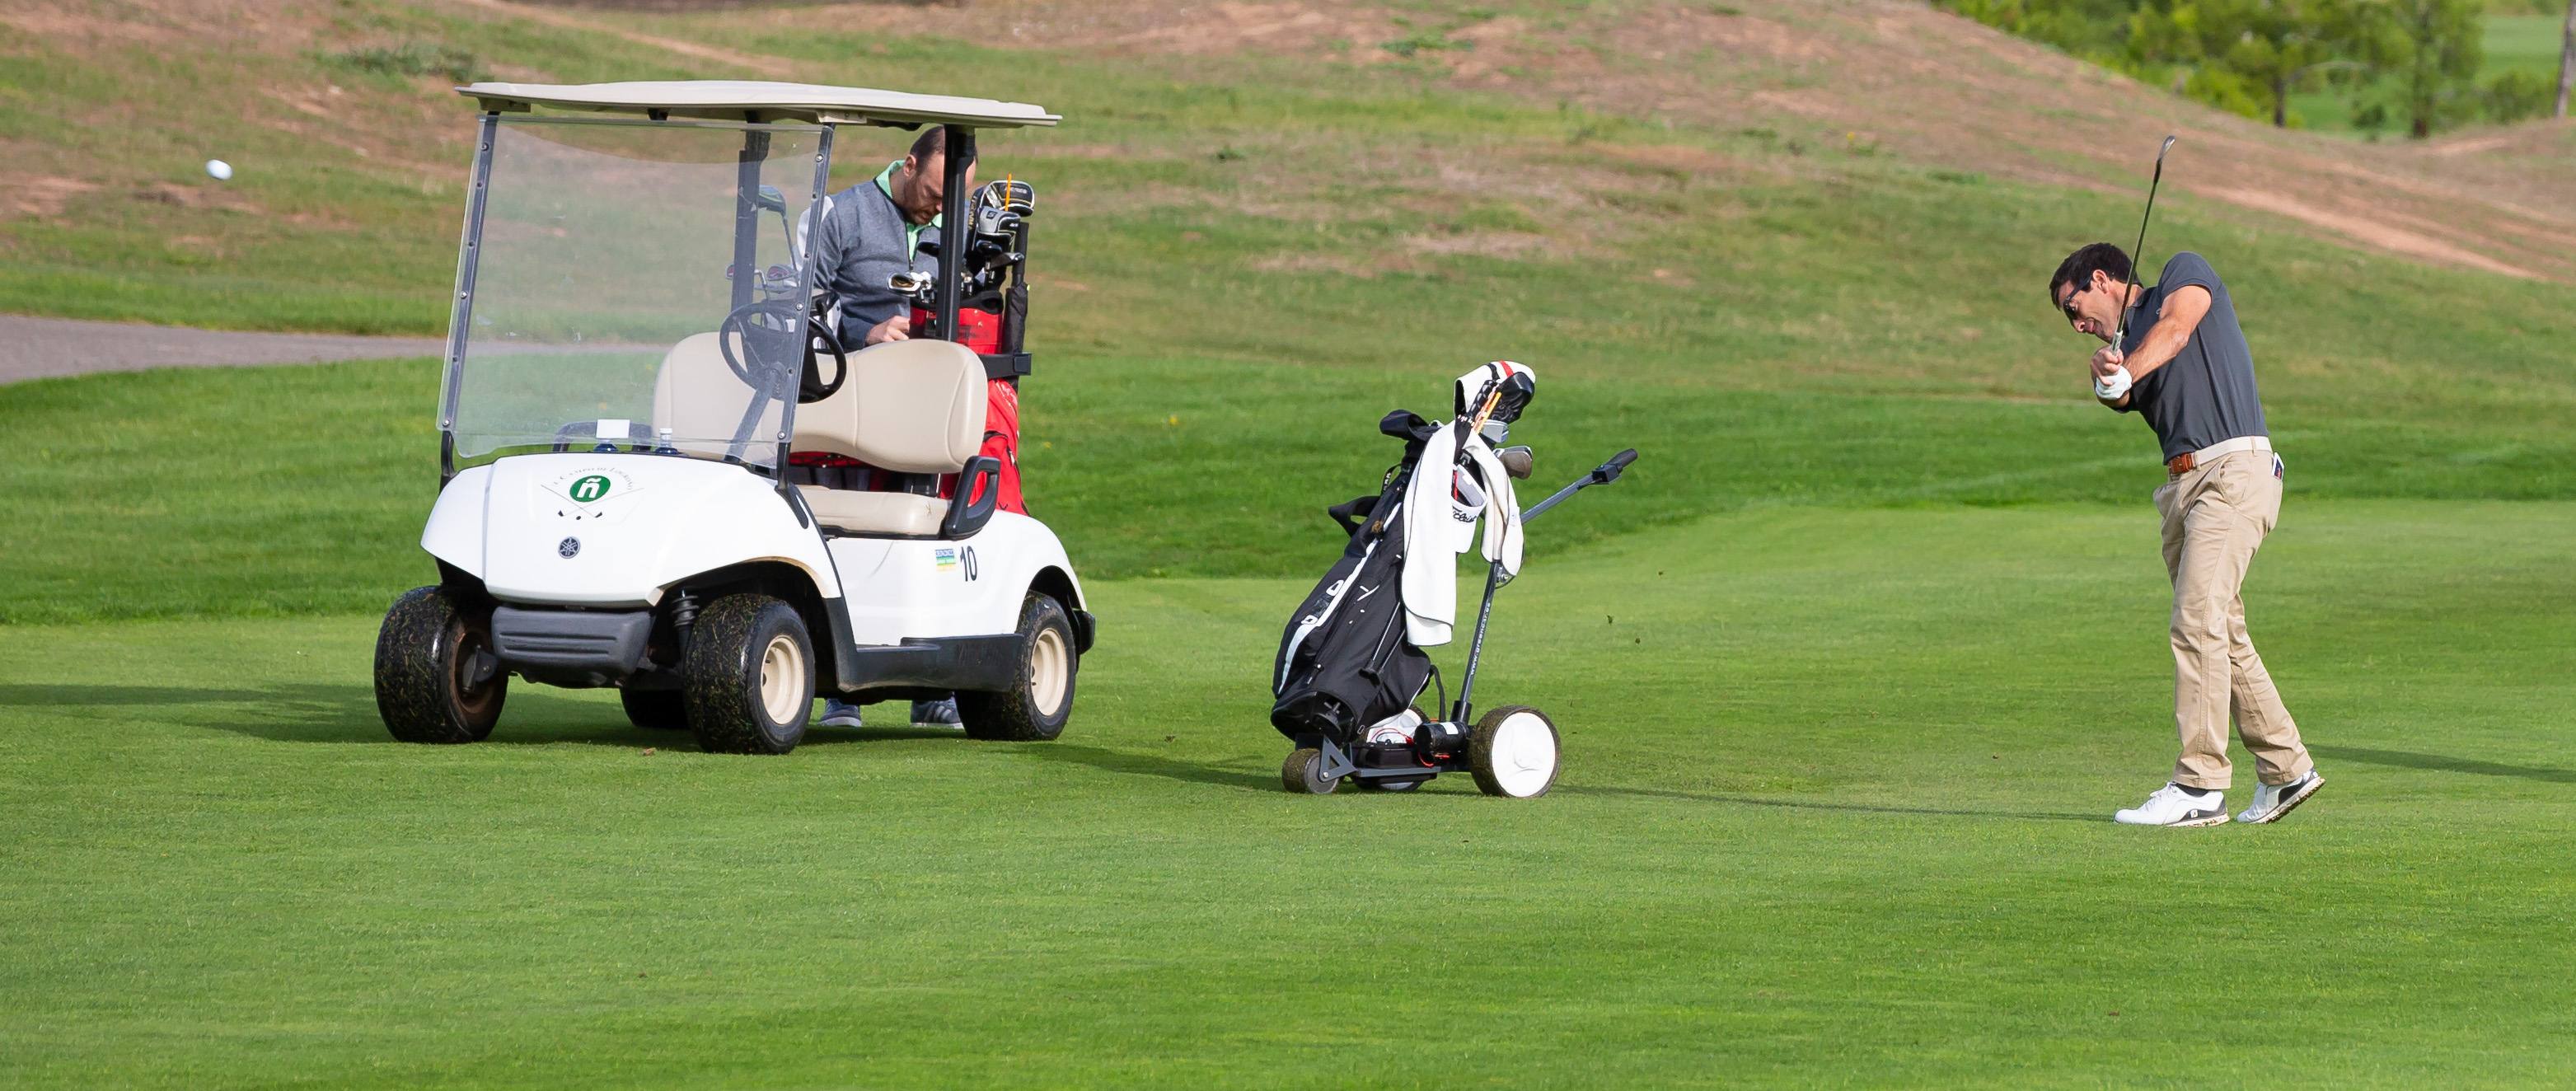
[2114,782,2231,827]
[2236,770,2325,825]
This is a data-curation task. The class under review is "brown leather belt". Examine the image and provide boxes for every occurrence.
[2166,436,2272,478]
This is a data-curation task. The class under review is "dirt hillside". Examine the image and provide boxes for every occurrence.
[5,0,2570,285]
[626,0,2576,282]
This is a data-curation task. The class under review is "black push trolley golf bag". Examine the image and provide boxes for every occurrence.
[1269,410,1441,747]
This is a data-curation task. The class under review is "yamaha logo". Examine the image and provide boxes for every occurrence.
[558,536,581,559]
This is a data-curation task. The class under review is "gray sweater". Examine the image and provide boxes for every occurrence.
[809,179,934,349]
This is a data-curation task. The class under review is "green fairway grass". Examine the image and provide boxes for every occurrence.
[6,499,2574,1087]
[6,334,2573,624]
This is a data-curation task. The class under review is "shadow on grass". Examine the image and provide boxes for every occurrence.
[2312,745,2576,784]
[1560,784,2101,823]
[1016,742,1277,791]
[0,683,958,749]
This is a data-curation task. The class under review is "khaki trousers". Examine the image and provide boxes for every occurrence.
[2152,449,2311,790]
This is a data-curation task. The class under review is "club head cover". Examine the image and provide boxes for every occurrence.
[1454,360,1539,424]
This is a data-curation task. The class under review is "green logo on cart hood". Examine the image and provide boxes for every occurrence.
[569,475,613,503]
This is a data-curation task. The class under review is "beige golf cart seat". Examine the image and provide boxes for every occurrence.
[649,332,780,459]
[790,339,987,536]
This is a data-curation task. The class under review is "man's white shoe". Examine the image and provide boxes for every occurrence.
[2236,770,2324,825]
[2114,782,2231,826]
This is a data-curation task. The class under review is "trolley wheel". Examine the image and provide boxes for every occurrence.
[1467,705,1560,798]
[1281,747,1341,794]
[1358,776,1425,793]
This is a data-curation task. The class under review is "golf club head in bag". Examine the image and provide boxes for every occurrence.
[1454,361,1537,427]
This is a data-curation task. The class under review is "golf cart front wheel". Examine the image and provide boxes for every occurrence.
[958,593,1078,742]
[1282,747,1341,794]
[1468,705,1560,798]
[682,593,813,755]
[374,585,507,744]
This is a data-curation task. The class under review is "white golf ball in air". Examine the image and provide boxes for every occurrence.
[205,159,232,181]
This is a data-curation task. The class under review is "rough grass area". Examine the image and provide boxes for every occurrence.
[4,501,2574,1087]
[2,0,2572,335]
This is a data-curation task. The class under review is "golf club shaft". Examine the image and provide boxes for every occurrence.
[2113,135,2177,349]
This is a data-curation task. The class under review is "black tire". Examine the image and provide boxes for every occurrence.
[620,687,690,731]
[1468,705,1561,798]
[958,593,1078,742]
[682,593,813,755]
[374,585,506,744]
[1282,747,1341,794]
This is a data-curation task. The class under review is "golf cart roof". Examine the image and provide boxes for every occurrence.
[457,80,1060,129]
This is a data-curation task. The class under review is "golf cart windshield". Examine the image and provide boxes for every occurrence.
[441,116,830,471]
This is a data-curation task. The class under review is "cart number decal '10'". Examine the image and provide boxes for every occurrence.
[569,475,612,503]
[936,547,979,581]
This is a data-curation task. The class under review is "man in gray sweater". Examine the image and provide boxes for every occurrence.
[812,126,977,730]
[811,125,977,349]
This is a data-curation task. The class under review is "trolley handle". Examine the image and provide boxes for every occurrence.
[1522,447,1638,524]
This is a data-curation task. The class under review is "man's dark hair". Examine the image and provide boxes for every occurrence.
[2049,242,2132,309]
[906,125,978,167]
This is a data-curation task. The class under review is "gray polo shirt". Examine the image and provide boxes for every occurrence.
[2115,251,2269,460]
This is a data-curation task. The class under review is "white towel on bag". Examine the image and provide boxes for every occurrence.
[1399,424,1523,647]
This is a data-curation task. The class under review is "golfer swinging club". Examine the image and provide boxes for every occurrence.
[2050,242,2323,826]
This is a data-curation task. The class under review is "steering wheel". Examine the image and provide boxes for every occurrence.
[717,298,847,404]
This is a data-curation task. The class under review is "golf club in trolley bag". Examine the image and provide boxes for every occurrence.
[1270,363,1637,798]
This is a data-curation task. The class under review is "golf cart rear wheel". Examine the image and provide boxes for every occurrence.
[1468,705,1560,798]
[374,585,506,744]
[682,593,813,755]
[1282,747,1341,794]
[958,593,1077,742]
[619,687,690,731]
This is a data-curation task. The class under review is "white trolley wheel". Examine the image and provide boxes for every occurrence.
[1467,705,1560,798]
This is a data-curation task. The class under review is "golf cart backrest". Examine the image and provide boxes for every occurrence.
[794,339,986,472]
[651,333,771,459]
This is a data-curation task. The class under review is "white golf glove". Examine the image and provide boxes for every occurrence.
[2093,365,2133,400]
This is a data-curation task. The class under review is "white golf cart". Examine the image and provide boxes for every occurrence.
[373,81,1092,754]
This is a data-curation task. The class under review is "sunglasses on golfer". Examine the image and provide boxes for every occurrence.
[2056,283,2087,320]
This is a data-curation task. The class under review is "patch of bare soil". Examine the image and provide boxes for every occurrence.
[133,181,260,214]
[2,0,315,47]
[445,0,799,73]
[3,176,98,220]
[2200,187,2536,279]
